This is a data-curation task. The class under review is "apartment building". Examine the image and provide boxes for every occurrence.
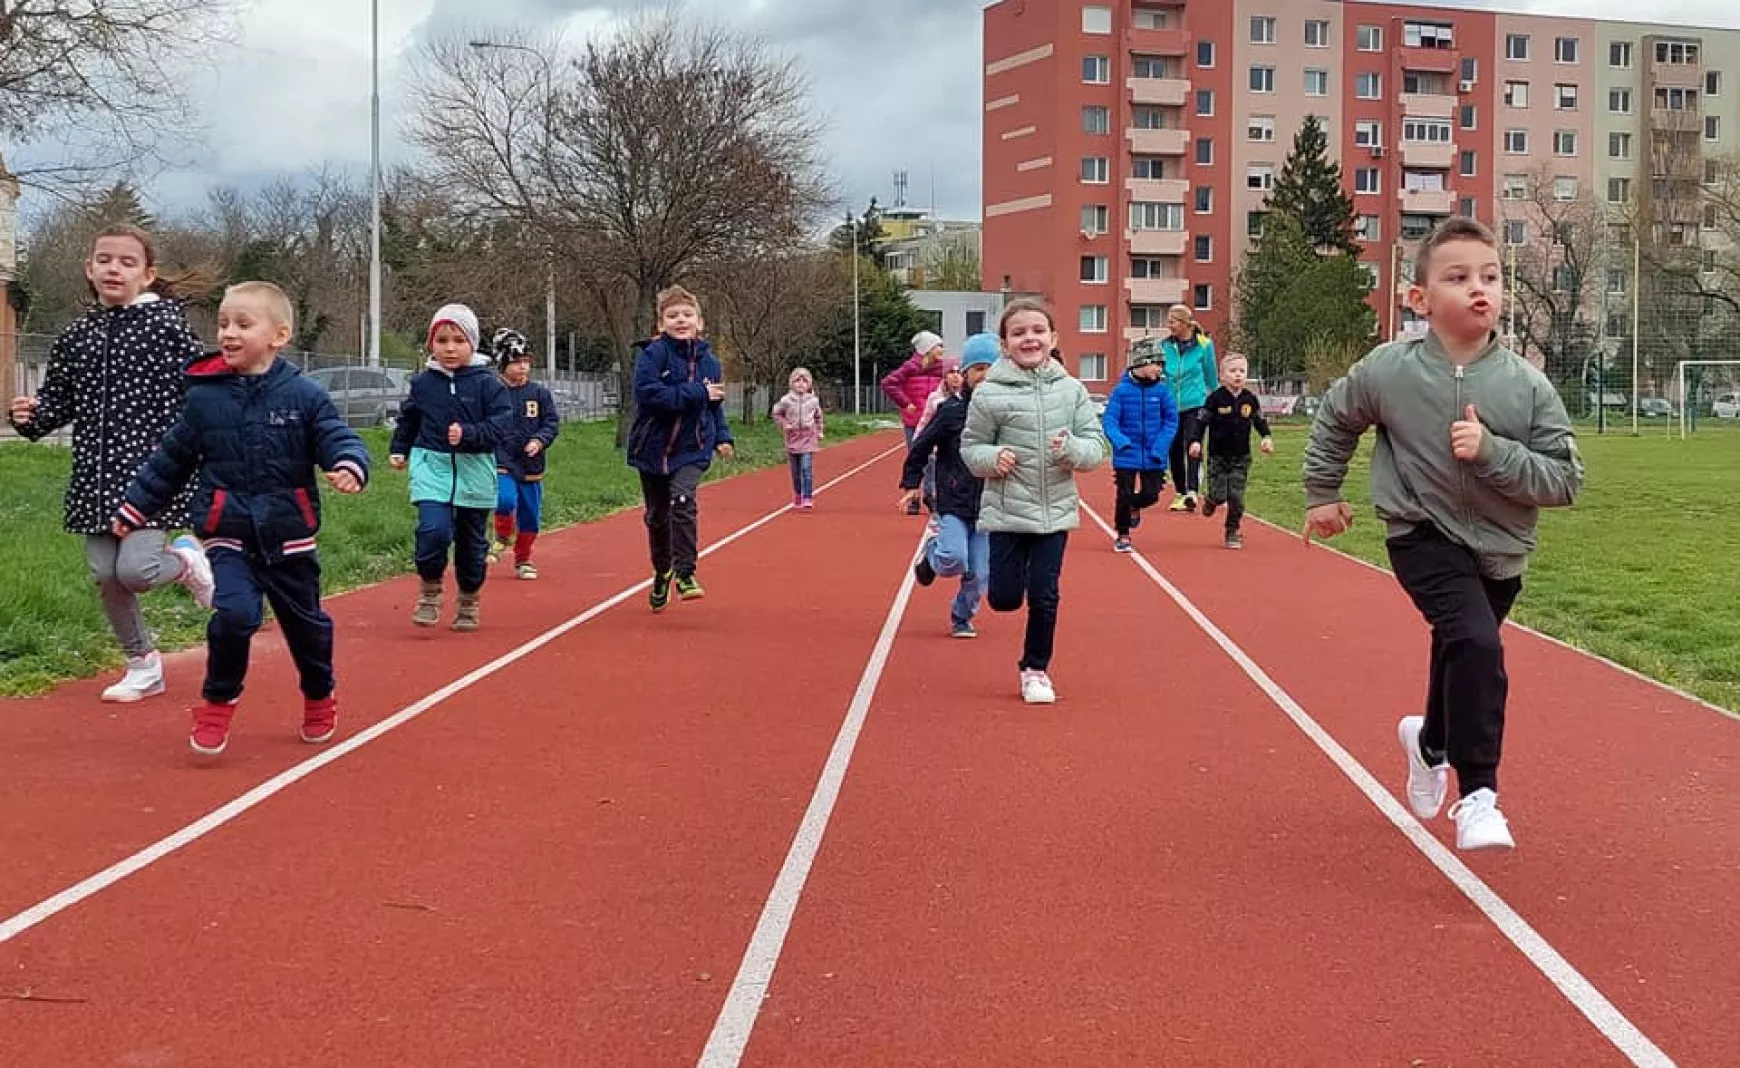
[981,0,1740,382]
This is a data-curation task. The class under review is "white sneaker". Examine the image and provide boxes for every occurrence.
[101,651,165,703]
[1448,788,1515,851]
[1020,669,1056,705]
[171,535,215,609]
[1398,716,1449,819]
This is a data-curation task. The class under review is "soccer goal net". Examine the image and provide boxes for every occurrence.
[1674,360,1740,439]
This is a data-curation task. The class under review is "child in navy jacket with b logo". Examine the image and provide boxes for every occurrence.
[488,329,560,579]
[113,282,369,757]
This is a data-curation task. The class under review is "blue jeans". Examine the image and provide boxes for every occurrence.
[415,502,490,593]
[929,514,989,625]
[495,475,545,533]
[787,452,814,498]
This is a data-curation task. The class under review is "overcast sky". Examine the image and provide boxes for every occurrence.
[25,0,1740,224]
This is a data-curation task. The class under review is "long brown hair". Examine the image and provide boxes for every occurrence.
[90,224,221,303]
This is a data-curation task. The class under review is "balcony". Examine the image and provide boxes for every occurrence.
[1123,25,1189,56]
[1398,93,1457,119]
[1126,276,1189,306]
[1124,177,1189,203]
[1128,76,1189,107]
[1650,107,1703,133]
[1401,142,1457,169]
[1397,188,1456,214]
[1127,127,1189,155]
[1126,229,1189,257]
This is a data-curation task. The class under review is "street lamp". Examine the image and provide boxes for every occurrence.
[470,38,558,380]
[851,213,862,414]
[368,0,382,368]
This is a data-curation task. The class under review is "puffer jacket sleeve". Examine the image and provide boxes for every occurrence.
[309,386,370,488]
[1059,381,1106,472]
[12,331,78,438]
[117,411,202,531]
[1100,382,1131,453]
[960,387,1004,478]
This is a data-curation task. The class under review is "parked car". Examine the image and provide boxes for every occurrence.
[1714,392,1740,419]
[303,365,409,429]
[1638,397,1674,418]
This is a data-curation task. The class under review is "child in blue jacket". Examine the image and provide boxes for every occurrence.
[1101,344,1179,552]
[487,329,560,580]
[390,304,512,631]
[626,285,734,612]
[113,282,369,757]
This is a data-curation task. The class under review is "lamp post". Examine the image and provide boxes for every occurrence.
[852,213,862,414]
[368,0,381,367]
[470,39,558,379]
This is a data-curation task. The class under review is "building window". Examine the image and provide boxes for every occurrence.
[1503,174,1527,199]
[1610,132,1631,159]
[1356,72,1381,99]
[1132,55,1175,78]
[1505,34,1530,61]
[1131,202,1185,230]
[1505,129,1528,153]
[1080,205,1108,234]
[1250,16,1275,45]
[1460,105,1477,129]
[1196,40,1215,68]
[1655,41,1699,66]
[1707,160,1720,184]
[1305,69,1329,96]
[1611,41,1632,68]
[1355,215,1380,241]
[1460,151,1477,176]
[1080,255,1108,283]
[1461,57,1478,83]
[1083,56,1109,84]
[1082,6,1112,34]
[1354,121,1381,147]
[1196,89,1215,116]
[1130,258,1173,280]
[1131,105,1170,130]
[966,311,986,335]
[1195,138,1213,165]
[1250,66,1275,93]
[1358,26,1383,52]
[1655,86,1698,111]
[1192,284,1212,311]
[1555,130,1577,155]
[1082,106,1109,134]
[1248,116,1277,142]
[1504,219,1527,245]
[1708,116,1722,141]
[1403,118,1453,143]
[1131,156,1168,179]
[1247,211,1267,237]
[1246,166,1275,191]
[1305,21,1331,48]
[1079,305,1108,332]
[1607,268,1629,294]
[1404,22,1454,49]
[1554,176,1578,201]
[1081,157,1109,183]
[1556,84,1578,110]
[1459,198,1477,218]
[1707,71,1722,96]
[1355,168,1380,194]
[1078,354,1108,382]
[1132,8,1169,29]
[1194,186,1213,213]
[1194,235,1212,262]
[1504,81,1529,108]
[1608,177,1631,203]
[1610,88,1632,114]
[1555,37,1579,63]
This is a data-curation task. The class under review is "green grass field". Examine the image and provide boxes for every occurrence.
[0,415,882,697]
[1243,420,1740,713]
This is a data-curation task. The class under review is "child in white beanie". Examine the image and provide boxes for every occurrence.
[389,303,513,630]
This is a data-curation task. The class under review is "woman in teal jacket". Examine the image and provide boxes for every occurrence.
[1161,304,1218,510]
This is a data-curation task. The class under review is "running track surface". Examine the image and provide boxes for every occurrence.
[1,431,1733,1067]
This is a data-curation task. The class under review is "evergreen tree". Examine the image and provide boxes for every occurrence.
[1234,212,1375,377]
[87,182,156,230]
[827,197,888,265]
[1267,115,1359,255]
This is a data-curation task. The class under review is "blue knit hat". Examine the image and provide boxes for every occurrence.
[960,332,1000,369]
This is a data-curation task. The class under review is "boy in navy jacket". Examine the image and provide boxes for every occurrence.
[1101,343,1180,552]
[487,329,560,579]
[113,282,369,757]
[626,285,734,611]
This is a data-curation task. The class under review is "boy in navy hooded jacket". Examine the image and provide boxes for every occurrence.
[487,328,560,579]
[626,285,734,611]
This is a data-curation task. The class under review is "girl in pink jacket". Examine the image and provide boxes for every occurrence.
[772,367,824,510]
[882,330,949,514]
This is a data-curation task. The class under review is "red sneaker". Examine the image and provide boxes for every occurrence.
[301,696,338,744]
[190,702,237,756]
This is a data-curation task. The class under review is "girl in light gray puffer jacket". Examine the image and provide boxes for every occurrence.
[961,299,1106,705]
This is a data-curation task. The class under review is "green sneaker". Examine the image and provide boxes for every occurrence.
[675,573,705,601]
[649,570,673,612]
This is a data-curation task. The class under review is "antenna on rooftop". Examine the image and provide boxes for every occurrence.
[893,169,909,208]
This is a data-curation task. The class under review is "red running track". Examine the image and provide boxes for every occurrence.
[1,433,1733,1066]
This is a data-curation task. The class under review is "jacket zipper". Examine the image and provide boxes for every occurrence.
[1452,364,1481,552]
[449,377,460,501]
[97,312,114,521]
[1036,377,1051,525]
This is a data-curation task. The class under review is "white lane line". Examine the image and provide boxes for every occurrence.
[1084,505,1677,1068]
[0,442,906,947]
[697,531,927,1068]
[1244,514,1735,721]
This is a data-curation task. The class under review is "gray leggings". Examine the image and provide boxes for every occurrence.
[85,532,186,658]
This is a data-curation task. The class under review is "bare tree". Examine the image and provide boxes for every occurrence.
[0,1,241,197]
[1500,163,1605,384]
[920,234,981,291]
[701,248,841,418]
[409,10,833,441]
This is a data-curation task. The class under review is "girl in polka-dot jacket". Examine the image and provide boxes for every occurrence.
[7,225,216,704]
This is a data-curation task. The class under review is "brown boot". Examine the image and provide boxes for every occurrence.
[412,579,442,627]
[451,590,481,632]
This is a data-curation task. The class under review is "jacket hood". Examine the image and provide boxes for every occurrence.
[426,353,494,375]
[986,355,1070,388]
[184,351,299,383]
